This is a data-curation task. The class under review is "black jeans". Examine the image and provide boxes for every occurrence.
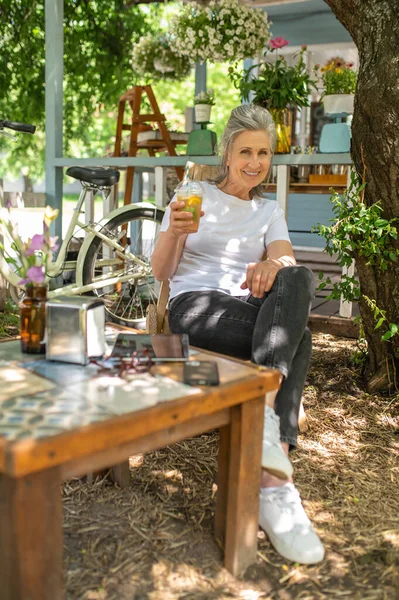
[168,266,314,448]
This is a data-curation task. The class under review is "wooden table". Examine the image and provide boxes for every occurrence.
[0,337,280,599]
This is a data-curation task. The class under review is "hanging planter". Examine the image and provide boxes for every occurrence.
[170,0,271,63]
[132,33,193,82]
[153,59,174,74]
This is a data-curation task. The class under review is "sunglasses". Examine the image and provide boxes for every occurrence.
[90,349,154,378]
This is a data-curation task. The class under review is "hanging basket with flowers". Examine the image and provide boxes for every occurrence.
[170,0,271,64]
[132,33,193,82]
[229,38,317,153]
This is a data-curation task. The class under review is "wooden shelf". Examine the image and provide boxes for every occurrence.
[265,182,346,194]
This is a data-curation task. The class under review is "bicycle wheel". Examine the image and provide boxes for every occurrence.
[9,283,24,305]
[81,205,164,328]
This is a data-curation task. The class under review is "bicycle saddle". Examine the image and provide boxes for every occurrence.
[66,166,120,187]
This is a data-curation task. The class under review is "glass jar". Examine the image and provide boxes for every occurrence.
[19,285,47,354]
[269,108,293,154]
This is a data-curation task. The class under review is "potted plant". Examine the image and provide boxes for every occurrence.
[229,38,317,153]
[132,33,192,82]
[0,205,59,353]
[170,0,271,64]
[315,58,357,114]
[194,89,216,123]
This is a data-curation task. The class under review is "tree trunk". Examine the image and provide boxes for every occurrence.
[325,0,399,391]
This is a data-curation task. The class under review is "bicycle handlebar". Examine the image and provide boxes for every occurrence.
[0,120,36,134]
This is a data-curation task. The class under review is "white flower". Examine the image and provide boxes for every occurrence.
[169,0,271,63]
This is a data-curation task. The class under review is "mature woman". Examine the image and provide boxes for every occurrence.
[151,104,324,565]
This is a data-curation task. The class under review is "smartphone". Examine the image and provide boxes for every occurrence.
[183,360,219,386]
[111,333,190,362]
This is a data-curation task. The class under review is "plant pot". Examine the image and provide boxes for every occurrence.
[323,94,354,115]
[19,285,47,354]
[269,108,292,154]
[153,59,174,74]
[195,104,212,124]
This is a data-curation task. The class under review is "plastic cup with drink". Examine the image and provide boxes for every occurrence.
[175,180,203,233]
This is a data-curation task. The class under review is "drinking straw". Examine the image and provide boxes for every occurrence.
[183,161,194,187]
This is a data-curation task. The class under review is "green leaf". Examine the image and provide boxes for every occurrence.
[375,317,385,329]
[382,331,393,341]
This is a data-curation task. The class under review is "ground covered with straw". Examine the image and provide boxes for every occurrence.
[60,333,398,600]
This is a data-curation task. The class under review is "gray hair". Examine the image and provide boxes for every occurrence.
[211,104,276,199]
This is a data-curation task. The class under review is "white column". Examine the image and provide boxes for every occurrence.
[155,166,167,208]
[276,165,290,218]
[45,0,64,241]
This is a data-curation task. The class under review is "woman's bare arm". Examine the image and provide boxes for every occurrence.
[265,240,296,266]
[242,240,296,298]
[151,229,187,281]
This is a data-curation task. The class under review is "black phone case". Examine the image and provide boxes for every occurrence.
[183,361,219,386]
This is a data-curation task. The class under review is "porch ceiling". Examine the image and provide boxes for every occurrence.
[263,0,352,45]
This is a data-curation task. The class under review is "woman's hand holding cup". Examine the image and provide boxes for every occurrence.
[169,197,204,236]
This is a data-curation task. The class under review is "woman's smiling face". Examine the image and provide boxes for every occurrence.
[225,130,272,199]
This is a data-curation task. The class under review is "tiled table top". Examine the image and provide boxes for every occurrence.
[0,332,200,443]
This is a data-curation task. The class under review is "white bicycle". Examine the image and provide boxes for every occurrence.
[0,119,165,328]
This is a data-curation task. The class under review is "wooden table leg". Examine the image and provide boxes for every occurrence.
[110,460,131,488]
[0,468,63,600]
[217,396,265,576]
[214,423,230,545]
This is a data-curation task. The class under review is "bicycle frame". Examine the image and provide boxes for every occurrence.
[0,119,165,306]
[0,182,164,297]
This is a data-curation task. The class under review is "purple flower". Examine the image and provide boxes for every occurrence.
[23,266,46,285]
[270,37,289,49]
[26,234,45,256]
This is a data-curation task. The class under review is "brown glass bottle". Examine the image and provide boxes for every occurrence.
[19,285,47,354]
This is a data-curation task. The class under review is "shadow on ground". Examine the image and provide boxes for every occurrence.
[63,333,399,600]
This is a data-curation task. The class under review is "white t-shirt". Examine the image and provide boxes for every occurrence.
[160,181,291,299]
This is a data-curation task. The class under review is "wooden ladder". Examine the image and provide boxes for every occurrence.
[113,85,184,206]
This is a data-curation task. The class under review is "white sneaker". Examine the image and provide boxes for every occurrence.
[262,406,293,480]
[259,483,325,564]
